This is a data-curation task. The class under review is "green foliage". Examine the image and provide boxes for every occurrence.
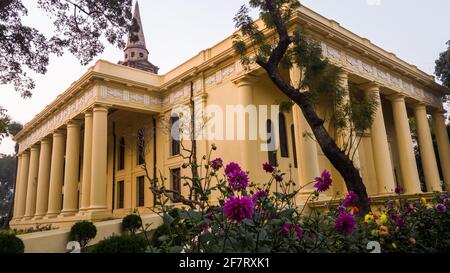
[233,0,378,159]
[122,214,143,235]
[435,40,450,89]
[142,144,450,253]
[0,0,135,97]
[0,155,16,224]
[0,107,10,144]
[69,221,97,248]
[92,235,148,253]
[0,232,24,253]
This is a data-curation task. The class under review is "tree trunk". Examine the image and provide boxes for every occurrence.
[262,65,371,215]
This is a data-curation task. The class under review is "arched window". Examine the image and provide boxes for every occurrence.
[291,125,298,168]
[279,113,289,158]
[139,52,144,58]
[137,128,145,165]
[170,115,181,156]
[266,119,277,166]
[118,137,125,170]
[131,52,135,58]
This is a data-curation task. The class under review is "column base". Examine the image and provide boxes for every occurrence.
[44,212,60,219]
[84,209,113,221]
[22,215,34,221]
[32,214,46,221]
[58,210,78,218]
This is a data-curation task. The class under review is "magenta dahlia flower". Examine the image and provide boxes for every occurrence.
[227,169,249,191]
[335,212,357,234]
[343,191,358,207]
[395,187,404,194]
[262,162,275,173]
[223,196,254,222]
[225,162,241,176]
[314,170,333,192]
[210,158,223,171]
[436,203,447,213]
[282,223,303,240]
[252,190,269,203]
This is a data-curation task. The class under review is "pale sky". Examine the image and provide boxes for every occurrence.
[1,0,449,155]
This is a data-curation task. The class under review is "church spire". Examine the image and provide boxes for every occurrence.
[119,1,159,74]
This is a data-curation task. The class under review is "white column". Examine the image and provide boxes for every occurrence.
[363,83,396,194]
[390,95,422,194]
[12,154,23,220]
[46,130,66,218]
[24,145,40,220]
[80,110,93,211]
[34,138,52,219]
[88,105,110,217]
[433,110,450,188]
[61,121,81,217]
[289,65,320,194]
[414,104,442,192]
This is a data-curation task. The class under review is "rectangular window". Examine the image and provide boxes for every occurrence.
[171,168,181,201]
[137,128,145,165]
[291,125,298,168]
[136,176,145,207]
[170,116,181,156]
[118,137,125,170]
[117,181,124,209]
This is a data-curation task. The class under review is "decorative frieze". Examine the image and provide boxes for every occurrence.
[321,43,442,107]
[205,61,242,87]
[19,89,95,153]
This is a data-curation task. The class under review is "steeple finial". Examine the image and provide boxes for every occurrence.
[119,1,159,74]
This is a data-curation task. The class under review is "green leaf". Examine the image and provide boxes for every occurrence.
[242,219,255,227]
[169,246,184,253]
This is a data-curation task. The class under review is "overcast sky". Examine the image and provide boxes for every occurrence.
[1,0,449,155]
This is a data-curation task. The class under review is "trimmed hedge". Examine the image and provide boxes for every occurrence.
[0,232,25,253]
[92,235,148,253]
[122,214,142,234]
[69,221,97,248]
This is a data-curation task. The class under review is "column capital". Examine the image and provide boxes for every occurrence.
[232,74,258,87]
[30,144,40,151]
[40,137,51,145]
[339,69,350,78]
[52,129,66,136]
[92,103,110,113]
[20,150,30,157]
[411,102,427,111]
[386,93,406,102]
[359,81,381,91]
[66,120,82,128]
[432,109,447,116]
[84,109,93,117]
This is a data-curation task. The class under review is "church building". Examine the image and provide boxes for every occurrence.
[10,3,450,229]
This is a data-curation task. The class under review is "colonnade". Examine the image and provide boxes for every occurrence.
[13,105,110,222]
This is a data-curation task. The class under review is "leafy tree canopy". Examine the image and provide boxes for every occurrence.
[0,0,136,97]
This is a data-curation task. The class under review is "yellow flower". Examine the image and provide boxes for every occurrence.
[378,213,389,225]
[364,213,374,223]
[420,197,427,205]
[379,226,389,237]
[371,229,379,237]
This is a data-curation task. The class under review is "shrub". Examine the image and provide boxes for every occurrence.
[92,235,148,253]
[122,214,142,234]
[69,221,97,248]
[145,145,450,253]
[0,232,25,253]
